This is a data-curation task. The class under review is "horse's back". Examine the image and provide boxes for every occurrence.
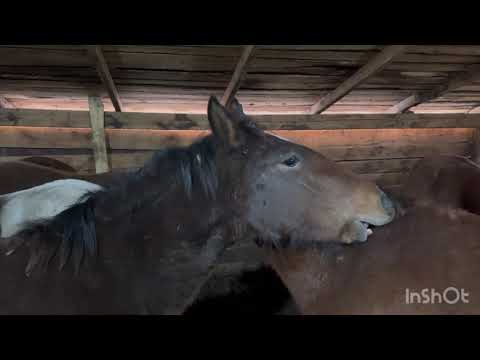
[20,156,77,173]
[0,160,74,194]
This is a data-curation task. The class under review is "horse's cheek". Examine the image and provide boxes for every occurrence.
[246,180,303,238]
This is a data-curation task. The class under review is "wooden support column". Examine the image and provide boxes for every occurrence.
[221,45,255,108]
[472,129,480,164]
[469,103,480,163]
[88,96,110,173]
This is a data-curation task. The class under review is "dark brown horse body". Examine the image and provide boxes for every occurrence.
[0,159,230,314]
[269,156,480,314]
[0,98,394,314]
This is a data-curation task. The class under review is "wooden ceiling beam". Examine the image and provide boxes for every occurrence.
[221,45,255,108]
[310,45,408,114]
[90,45,123,112]
[386,63,480,114]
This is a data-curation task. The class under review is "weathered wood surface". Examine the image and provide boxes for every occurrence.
[221,45,255,107]
[0,97,14,109]
[385,94,423,114]
[310,45,407,114]
[387,63,480,113]
[0,127,471,187]
[2,45,480,113]
[3,109,480,130]
[90,46,123,112]
[2,46,480,70]
[0,142,469,174]
[0,127,470,149]
[471,129,480,163]
[88,96,109,173]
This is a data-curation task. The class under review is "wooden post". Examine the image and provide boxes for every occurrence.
[472,129,480,164]
[88,96,110,173]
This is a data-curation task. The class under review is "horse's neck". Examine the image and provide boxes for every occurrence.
[90,169,229,315]
[93,168,223,251]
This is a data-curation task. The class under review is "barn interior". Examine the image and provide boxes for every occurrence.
[1,45,480,314]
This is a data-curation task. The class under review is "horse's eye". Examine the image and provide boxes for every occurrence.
[282,155,299,167]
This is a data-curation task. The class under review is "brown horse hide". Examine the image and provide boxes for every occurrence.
[0,97,395,314]
[268,156,480,315]
[20,156,77,173]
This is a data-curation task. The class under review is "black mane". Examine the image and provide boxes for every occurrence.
[6,196,97,276]
[138,135,219,201]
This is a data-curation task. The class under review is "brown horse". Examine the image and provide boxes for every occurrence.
[268,155,480,314]
[20,156,77,173]
[0,97,395,314]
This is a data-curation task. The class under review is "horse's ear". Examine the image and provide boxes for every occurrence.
[227,97,245,117]
[228,97,264,136]
[207,96,241,149]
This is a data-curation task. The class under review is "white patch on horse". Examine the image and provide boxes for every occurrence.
[0,179,103,238]
[266,131,292,142]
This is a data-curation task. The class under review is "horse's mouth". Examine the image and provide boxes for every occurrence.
[360,221,374,237]
[253,221,379,249]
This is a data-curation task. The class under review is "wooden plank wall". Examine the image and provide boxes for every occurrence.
[0,109,475,188]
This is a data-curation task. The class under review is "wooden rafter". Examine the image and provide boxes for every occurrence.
[221,45,255,107]
[386,63,480,114]
[90,45,123,112]
[0,96,14,109]
[469,106,480,114]
[310,45,408,114]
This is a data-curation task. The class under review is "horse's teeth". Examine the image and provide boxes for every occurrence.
[367,229,373,236]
